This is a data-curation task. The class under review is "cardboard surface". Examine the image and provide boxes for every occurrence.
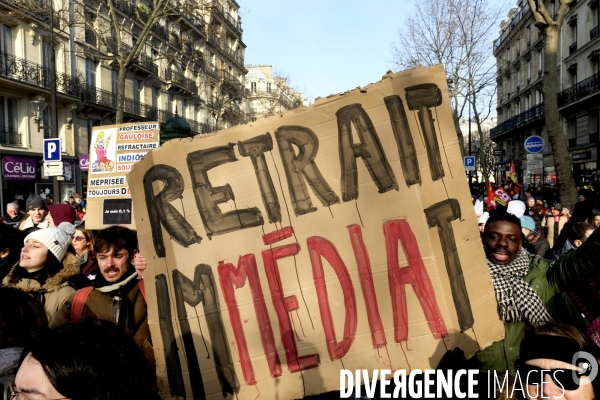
[86,122,160,229]
[128,65,503,400]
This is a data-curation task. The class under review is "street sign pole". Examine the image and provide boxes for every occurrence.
[468,104,472,185]
[49,3,60,202]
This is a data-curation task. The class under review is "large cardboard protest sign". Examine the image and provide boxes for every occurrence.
[86,121,160,229]
[129,65,503,400]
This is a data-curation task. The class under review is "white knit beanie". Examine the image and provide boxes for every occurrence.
[24,222,76,261]
[507,200,526,218]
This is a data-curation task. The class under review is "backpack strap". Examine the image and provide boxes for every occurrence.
[137,279,147,303]
[70,286,94,323]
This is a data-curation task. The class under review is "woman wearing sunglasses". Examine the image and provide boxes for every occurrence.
[70,227,98,279]
[518,322,598,399]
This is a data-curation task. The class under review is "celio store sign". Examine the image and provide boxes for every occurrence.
[2,156,36,180]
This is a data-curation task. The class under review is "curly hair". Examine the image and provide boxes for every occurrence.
[94,226,137,258]
[483,211,522,235]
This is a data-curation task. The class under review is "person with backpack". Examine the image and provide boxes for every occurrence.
[51,225,153,369]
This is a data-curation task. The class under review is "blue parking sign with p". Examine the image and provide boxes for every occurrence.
[43,138,61,162]
[464,156,475,167]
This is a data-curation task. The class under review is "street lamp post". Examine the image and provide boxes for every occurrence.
[30,2,60,201]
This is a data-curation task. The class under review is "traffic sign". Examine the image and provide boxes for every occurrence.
[43,138,61,161]
[524,135,544,153]
[464,156,476,171]
[43,161,64,176]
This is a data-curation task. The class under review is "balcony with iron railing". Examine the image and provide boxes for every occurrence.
[183,14,205,35]
[490,102,545,139]
[0,51,81,97]
[493,2,531,52]
[135,52,158,75]
[81,84,116,108]
[168,33,182,49]
[591,25,600,41]
[558,70,600,107]
[81,84,206,133]
[211,2,224,17]
[223,11,241,31]
[221,70,243,90]
[104,38,156,75]
[235,54,244,67]
[0,126,23,146]
[150,24,168,41]
[205,62,219,78]
[113,0,135,16]
[8,0,61,27]
[164,69,197,94]
[223,46,235,59]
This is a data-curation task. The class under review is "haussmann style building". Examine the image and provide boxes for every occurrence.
[0,0,247,210]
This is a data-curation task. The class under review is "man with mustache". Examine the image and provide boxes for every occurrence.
[52,226,153,370]
[477,211,600,375]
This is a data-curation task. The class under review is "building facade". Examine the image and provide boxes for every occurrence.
[491,0,600,189]
[244,65,304,122]
[0,0,246,209]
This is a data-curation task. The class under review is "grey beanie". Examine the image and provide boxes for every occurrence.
[26,195,47,211]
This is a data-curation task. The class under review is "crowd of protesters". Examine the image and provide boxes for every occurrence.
[2,184,600,399]
[0,193,157,399]
[467,176,600,399]
[1,193,86,231]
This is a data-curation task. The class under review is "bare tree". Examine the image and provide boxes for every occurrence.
[466,128,496,182]
[525,0,578,210]
[391,0,505,181]
[203,69,244,131]
[76,0,217,123]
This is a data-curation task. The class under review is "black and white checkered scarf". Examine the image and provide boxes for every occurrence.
[487,248,552,327]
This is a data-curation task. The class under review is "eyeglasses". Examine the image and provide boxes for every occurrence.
[517,363,586,391]
[71,236,86,242]
[9,384,68,400]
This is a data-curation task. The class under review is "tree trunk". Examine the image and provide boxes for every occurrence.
[543,26,578,210]
[454,110,467,159]
[115,64,127,124]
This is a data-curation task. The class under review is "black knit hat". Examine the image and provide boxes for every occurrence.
[26,195,47,211]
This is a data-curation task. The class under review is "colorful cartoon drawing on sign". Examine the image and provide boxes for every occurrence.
[91,129,117,173]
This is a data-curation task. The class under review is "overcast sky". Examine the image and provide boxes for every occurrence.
[241,0,413,103]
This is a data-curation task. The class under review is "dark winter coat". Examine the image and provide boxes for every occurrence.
[2,253,79,324]
[477,227,600,375]
[51,268,154,368]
